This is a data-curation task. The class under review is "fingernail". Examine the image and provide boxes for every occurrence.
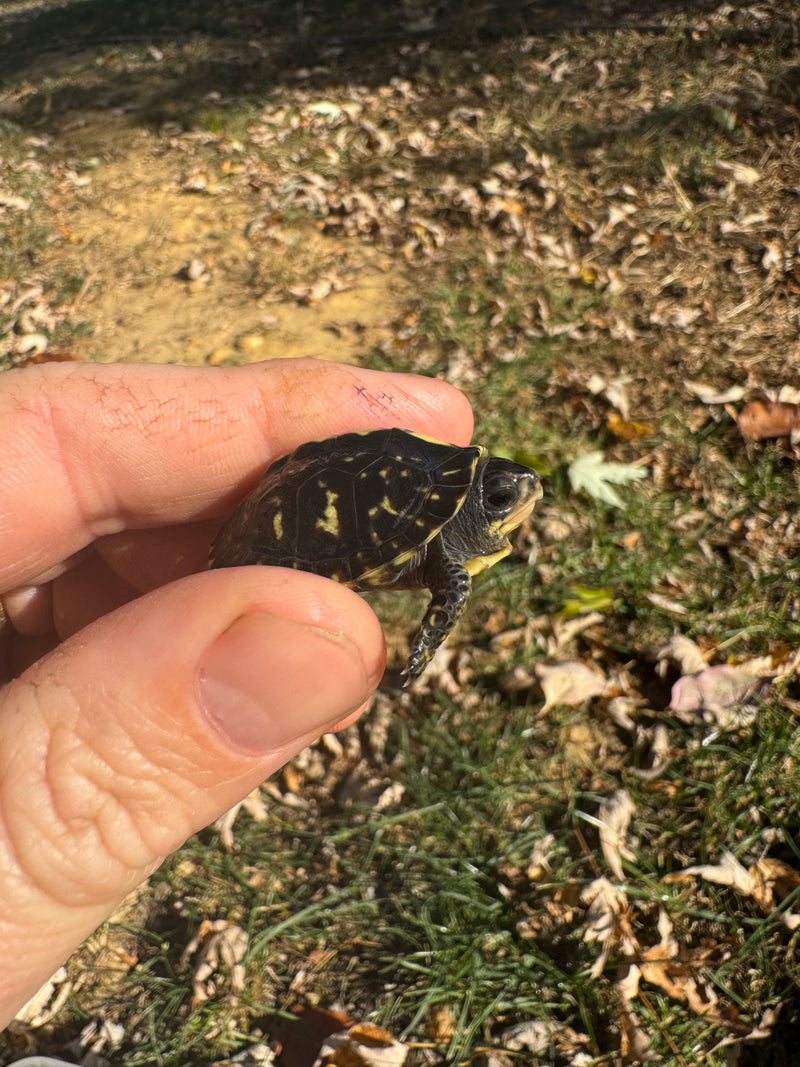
[199,613,375,752]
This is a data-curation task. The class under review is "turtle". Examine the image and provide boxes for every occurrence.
[209,427,541,682]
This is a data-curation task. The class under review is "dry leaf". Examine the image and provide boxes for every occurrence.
[650,302,702,330]
[580,877,636,978]
[272,1005,355,1067]
[17,348,83,366]
[227,1043,277,1066]
[597,789,637,881]
[548,611,605,655]
[425,1003,455,1043]
[536,660,607,710]
[586,371,633,419]
[711,1006,780,1054]
[74,1018,126,1060]
[181,919,248,1006]
[499,1018,591,1056]
[738,399,800,439]
[667,851,800,929]
[656,633,708,676]
[315,1023,408,1067]
[684,379,746,404]
[668,850,754,894]
[670,660,771,728]
[629,722,672,781]
[638,908,722,1018]
[617,994,657,1062]
[214,787,270,850]
[526,833,556,882]
[607,410,655,440]
[713,160,761,185]
[0,192,31,211]
[643,591,687,615]
[14,967,71,1025]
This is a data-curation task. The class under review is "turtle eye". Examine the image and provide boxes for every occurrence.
[482,472,520,513]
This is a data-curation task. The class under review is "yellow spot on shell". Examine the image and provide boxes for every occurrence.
[315,490,340,536]
[369,497,399,519]
[272,511,283,540]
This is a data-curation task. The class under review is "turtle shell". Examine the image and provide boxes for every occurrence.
[210,427,482,587]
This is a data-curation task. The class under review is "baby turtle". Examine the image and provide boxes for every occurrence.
[210,427,541,681]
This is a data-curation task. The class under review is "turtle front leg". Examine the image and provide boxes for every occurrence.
[403,548,472,684]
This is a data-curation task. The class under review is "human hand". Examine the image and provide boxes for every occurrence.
[0,357,472,1026]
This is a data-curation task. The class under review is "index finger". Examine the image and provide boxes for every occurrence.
[0,359,473,589]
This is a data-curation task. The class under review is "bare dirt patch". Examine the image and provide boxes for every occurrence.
[37,113,400,366]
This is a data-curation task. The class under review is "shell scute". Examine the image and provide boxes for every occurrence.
[209,428,481,585]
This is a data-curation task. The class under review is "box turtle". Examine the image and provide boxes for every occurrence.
[210,427,541,681]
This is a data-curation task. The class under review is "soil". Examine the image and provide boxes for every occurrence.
[35,108,401,366]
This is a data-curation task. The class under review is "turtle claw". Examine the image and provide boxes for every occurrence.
[400,644,431,686]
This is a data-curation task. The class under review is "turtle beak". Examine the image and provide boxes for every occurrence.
[499,470,542,534]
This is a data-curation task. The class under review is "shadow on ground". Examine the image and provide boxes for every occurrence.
[1,0,728,124]
[0,0,728,68]
[0,0,754,163]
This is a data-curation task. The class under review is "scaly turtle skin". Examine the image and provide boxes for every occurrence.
[210,427,541,681]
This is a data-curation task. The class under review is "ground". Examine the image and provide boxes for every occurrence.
[8,97,399,365]
[3,1,800,1065]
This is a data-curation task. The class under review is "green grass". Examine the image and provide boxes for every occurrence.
[84,675,800,1063]
[3,1,800,1064]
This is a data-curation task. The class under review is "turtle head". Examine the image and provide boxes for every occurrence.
[480,456,542,537]
[441,453,541,575]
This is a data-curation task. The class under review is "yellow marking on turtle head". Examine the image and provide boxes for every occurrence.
[464,546,511,576]
[272,510,284,540]
[315,490,340,536]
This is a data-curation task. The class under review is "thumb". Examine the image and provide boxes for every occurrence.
[0,567,384,1023]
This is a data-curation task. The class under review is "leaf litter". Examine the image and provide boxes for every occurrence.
[4,0,800,1064]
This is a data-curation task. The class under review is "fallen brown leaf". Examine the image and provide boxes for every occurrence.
[14,967,71,1026]
[536,660,607,710]
[214,787,270,851]
[273,1006,355,1067]
[669,659,771,729]
[656,633,709,676]
[315,1022,408,1067]
[684,379,746,405]
[181,919,248,1007]
[607,411,655,440]
[498,1018,591,1057]
[738,399,800,439]
[639,909,722,1018]
[666,851,800,929]
[597,789,637,882]
[425,1003,455,1044]
[17,349,84,365]
[580,877,637,978]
